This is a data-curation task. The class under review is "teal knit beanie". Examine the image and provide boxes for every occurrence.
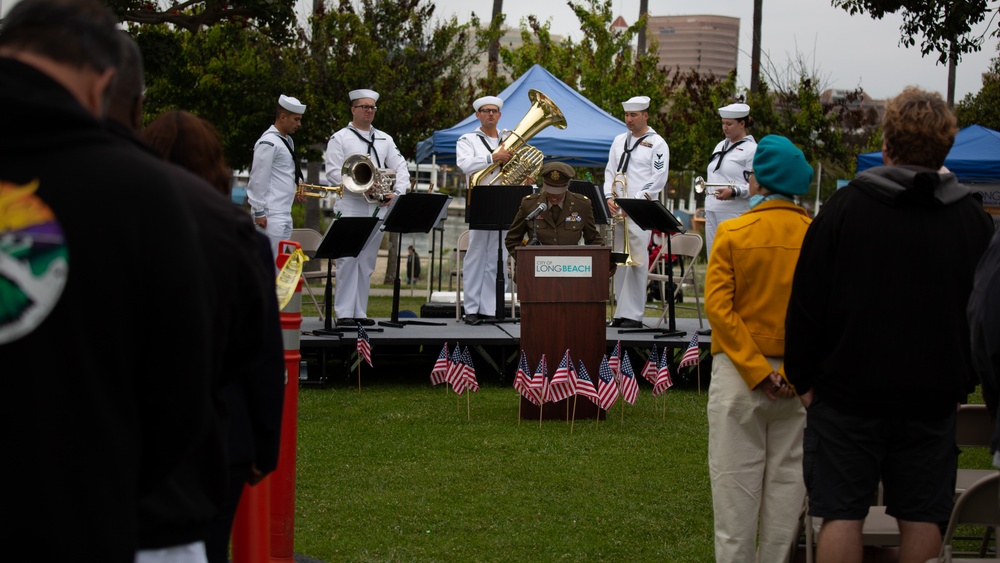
[752,135,814,196]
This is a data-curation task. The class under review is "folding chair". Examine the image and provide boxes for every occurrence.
[645,232,704,330]
[957,404,997,497]
[927,472,1000,562]
[289,228,329,320]
[453,230,470,320]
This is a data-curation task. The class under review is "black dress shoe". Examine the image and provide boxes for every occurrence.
[335,317,355,326]
[464,314,481,325]
[618,318,644,329]
[356,318,375,326]
[608,318,624,327]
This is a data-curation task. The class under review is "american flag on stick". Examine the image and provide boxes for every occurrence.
[653,346,673,396]
[513,350,541,406]
[574,360,599,402]
[679,333,700,369]
[546,349,574,403]
[641,345,659,385]
[608,341,621,375]
[356,324,372,367]
[461,346,479,393]
[528,354,548,401]
[620,351,639,405]
[430,342,449,386]
[445,342,465,392]
[596,355,619,412]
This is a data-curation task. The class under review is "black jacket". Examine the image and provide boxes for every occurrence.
[786,165,995,419]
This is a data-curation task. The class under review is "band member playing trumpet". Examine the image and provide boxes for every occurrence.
[603,95,669,329]
[247,94,306,260]
[456,95,513,325]
[324,88,410,326]
[705,103,756,259]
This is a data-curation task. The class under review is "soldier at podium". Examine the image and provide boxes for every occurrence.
[506,162,604,254]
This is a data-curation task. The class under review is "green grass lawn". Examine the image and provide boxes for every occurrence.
[295,384,715,562]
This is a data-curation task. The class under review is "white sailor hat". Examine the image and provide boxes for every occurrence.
[622,96,650,111]
[278,94,306,114]
[349,89,380,102]
[718,103,750,119]
[473,96,504,111]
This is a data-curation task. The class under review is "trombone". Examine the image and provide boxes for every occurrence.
[693,176,734,197]
[609,172,638,267]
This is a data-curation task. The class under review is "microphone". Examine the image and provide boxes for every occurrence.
[525,202,548,221]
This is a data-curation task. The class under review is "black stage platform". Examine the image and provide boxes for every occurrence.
[298,317,710,385]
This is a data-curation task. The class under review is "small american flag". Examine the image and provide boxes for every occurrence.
[574,360,599,401]
[608,341,621,375]
[679,333,700,369]
[641,345,659,385]
[356,324,372,367]
[513,350,540,406]
[620,351,639,405]
[546,349,574,403]
[462,346,479,393]
[653,346,673,396]
[430,342,449,386]
[596,355,619,411]
[528,354,548,401]
[445,342,464,391]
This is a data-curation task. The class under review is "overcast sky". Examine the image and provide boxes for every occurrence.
[430,0,999,101]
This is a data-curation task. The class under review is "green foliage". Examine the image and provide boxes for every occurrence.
[108,0,296,38]
[830,0,999,65]
[660,69,740,174]
[957,44,1000,130]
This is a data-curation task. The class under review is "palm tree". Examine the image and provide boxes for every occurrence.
[488,0,503,80]
[750,0,762,94]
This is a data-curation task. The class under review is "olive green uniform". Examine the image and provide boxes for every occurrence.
[505,191,604,255]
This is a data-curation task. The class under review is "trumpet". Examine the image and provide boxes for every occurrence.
[609,172,638,267]
[693,176,734,196]
[296,183,343,198]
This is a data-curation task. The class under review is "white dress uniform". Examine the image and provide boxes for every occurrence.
[324,123,410,320]
[247,124,297,260]
[603,127,669,323]
[704,135,756,258]
[456,127,510,318]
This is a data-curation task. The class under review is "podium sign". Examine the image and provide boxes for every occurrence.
[516,245,610,420]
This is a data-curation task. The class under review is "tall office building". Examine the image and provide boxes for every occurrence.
[645,15,740,79]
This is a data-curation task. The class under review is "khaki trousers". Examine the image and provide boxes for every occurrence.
[708,353,806,563]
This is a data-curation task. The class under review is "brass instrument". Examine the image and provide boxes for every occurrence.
[693,176,734,196]
[341,154,397,204]
[296,183,343,198]
[469,89,567,188]
[609,172,638,267]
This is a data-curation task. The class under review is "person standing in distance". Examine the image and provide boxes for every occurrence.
[603,95,669,329]
[324,88,410,326]
[247,94,306,261]
[456,95,513,324]
[704,103,756,260]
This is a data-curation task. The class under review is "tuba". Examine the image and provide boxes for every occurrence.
[469,89,567,188]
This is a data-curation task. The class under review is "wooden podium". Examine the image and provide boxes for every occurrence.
[516,245,610,420]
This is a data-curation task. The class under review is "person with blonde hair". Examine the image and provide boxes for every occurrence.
[786,87,995,563]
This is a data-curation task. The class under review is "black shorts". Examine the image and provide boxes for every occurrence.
[803,399,957,523]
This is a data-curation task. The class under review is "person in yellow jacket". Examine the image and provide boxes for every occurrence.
[704,135,814,563]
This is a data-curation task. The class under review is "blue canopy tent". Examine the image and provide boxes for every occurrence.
[415,64,626,168]
[857,125,1000,183]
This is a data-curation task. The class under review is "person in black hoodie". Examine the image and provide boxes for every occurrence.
[786,87,995,563]
[0,0,214,560]
[104,36,285,563]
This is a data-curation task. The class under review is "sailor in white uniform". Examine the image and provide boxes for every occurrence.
[603,95,669,329]
[247,94,306,261]
[324,88,410,325]
[455,95,513,324]
[704,102,756,258]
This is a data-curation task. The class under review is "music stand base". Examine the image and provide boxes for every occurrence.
[697,328,712,336]
[312,328,343,336]
[618,327,686,338]
[379,319,446,328]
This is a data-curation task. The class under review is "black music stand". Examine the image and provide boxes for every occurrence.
[467,184,533,324]
[312,216,382,336]
[379,193,450,328]
[613,198,686,338]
